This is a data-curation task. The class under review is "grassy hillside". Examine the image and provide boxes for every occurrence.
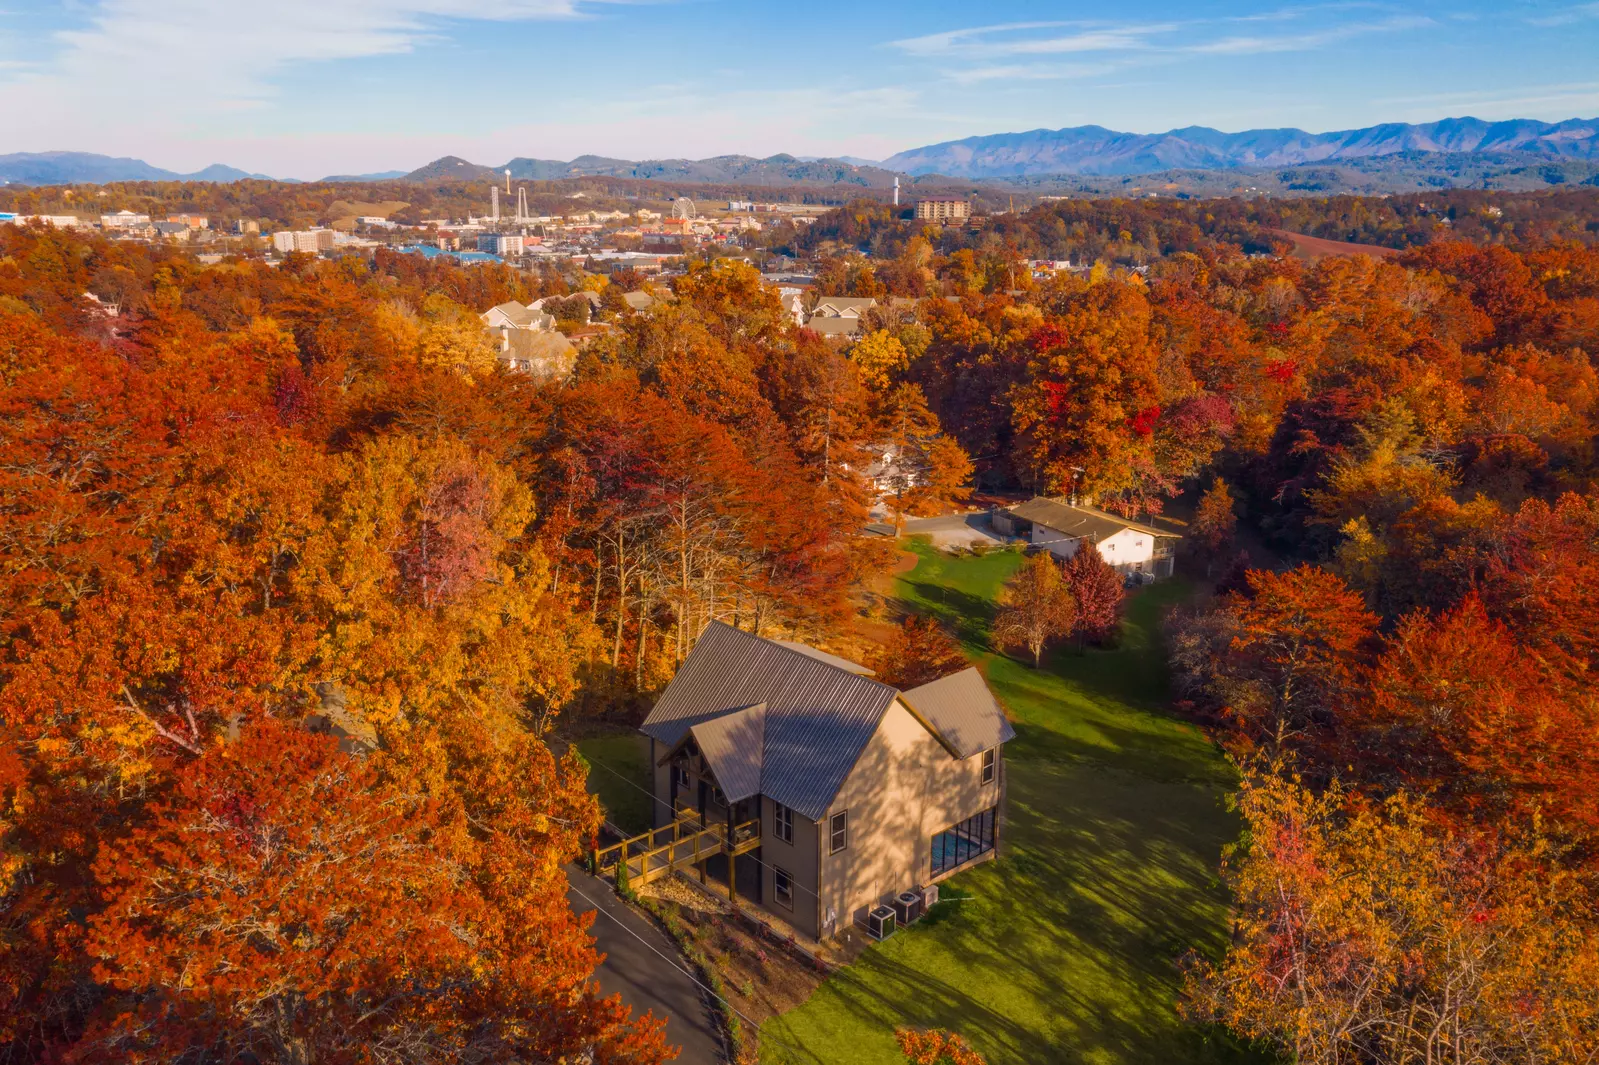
[761,544,1251,1065]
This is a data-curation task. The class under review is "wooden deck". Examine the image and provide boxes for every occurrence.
[594,809,760,889]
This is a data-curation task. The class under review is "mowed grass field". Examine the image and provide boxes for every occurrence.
[760,543,1252,1065]
[575,733,654,835]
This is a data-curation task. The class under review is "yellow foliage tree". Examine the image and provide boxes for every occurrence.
[851,329,909,392]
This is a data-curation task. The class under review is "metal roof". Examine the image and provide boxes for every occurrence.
[640,622,899,821]
[772,640,875,676]
[900,668,1016,759]
[690,704,766,803]
[1008,497,1177,542]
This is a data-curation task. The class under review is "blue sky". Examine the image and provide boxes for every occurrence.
[1,0,1597,179]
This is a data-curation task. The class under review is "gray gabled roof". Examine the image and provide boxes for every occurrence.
[1008,497,1177,542]
[772,640,875,676]
[688,704,765,803]
[640,622,899,820]
[901,668,1016,759]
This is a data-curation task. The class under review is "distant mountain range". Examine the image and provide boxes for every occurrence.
[6,116,1599,191]
[880,117,1599,178]
[402,153,905,188]
[0,152,277,185]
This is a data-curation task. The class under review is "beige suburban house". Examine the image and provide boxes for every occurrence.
[638,622,1011,940]
[997,497,1180,578]
[480,300,575,379]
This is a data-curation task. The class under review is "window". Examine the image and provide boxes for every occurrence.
[981,748,996,785]
[931,807,997,877]
[829,811,848,854]
[672,764,689,790]
[713,787,726,806]
[773,866,793,908]
[773,801,793,844]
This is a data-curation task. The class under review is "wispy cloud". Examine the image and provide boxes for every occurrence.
[1527,2,1599,27]
[891,21,1178,59]
[1379,81,1599,118]
[0,0,626,145]
[1188,15,1433,55]
[944,62,1126,85]
[892,9,1435,84]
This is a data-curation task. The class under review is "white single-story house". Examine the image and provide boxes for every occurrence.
[996,497,1179,578]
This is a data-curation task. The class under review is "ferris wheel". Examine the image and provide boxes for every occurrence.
[672,197,697,221]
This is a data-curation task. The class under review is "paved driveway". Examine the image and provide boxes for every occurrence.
[567,865,725,1064]
[901,511,1008,550]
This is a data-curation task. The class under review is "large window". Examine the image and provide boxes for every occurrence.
[672,764,689,790]
[773,866,793,908]
[931,807,997,877]
[773,801,794,844]
[829,811,848,854]
[980,748,996,785]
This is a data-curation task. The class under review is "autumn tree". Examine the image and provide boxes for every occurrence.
[897,1028,989,1065]
[1183,772,1599,1065]
[993,553,1076,667]
[876,383,975,519]
[79,719,668,1064]
[1009,280,1161,498]
[1190,566,1377,753]
[1190,477,1238,572]
[852,329,910,392]
[871,614,968,689]
[1357,594,1599,839]
[1060,542,1124,647]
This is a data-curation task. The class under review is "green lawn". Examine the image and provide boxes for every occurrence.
[575,733,654,835]
[760,543,1251,1065]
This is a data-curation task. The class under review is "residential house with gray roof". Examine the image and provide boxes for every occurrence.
[640,621,1012,940]
[998,497,1179,577]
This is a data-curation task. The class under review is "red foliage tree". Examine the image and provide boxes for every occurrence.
[871,614,969,689]
[1061,543,1124,647]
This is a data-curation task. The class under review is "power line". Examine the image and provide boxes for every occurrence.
[567,881,763,1032]
[568,880,828,1065]
[576,750,829,906]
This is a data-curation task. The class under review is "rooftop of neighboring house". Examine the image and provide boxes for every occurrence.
[806,316,862,337]
[640,622,1013,821]
[810,295,878,317]
[1007,497,1179,542]
[482,300,554,331]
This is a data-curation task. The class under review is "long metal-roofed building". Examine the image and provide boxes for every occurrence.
[639,621,1012,940]
[997,497,1181,578]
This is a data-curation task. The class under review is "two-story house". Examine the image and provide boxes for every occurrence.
[639,622,1012,940]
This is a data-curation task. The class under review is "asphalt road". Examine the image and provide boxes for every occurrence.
[566,865,725,1065]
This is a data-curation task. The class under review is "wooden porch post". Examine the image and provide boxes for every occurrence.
[726,805,738,911]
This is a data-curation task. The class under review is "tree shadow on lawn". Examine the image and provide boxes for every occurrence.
[763,756,1251,1065]
[769,561,1254,1065]
[901,579,999,646]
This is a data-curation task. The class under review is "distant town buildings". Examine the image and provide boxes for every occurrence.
[914,197,970,222]
[272,229,337,253]
[477,233,524,256]
[100,210,151,229]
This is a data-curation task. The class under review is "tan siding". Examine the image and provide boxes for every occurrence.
[817,700,1001,931]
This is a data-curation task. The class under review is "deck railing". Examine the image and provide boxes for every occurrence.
[593,813,760,889]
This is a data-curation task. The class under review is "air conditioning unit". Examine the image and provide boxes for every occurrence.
[921,883,940,910]
[866,905,896,941]
[894,890,923,925]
